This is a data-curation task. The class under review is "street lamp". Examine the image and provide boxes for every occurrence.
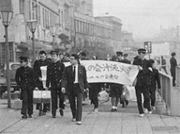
[0,11,13,108]
[27,20,37,64]
[49,25,57,49]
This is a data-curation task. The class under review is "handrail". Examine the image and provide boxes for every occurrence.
[158,71,172,115]
[176,66,180,86]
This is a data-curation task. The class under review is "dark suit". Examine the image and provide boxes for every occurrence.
[15,66,35,116]
[61,64,89,121]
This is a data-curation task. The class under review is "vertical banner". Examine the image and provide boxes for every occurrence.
[40,66,47,88]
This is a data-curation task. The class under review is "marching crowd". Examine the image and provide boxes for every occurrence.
[15,48,179,125]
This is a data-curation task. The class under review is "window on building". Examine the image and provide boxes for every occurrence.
[19,0,25,14]
[37,5,41,24]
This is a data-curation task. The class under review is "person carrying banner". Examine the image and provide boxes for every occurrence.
[46,50,65,118]
[61,54,89,125]
[133,48,152,117]
[15,56,35,119]
[33,50,51,116]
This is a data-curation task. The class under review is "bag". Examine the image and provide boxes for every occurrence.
[41,91,51,103]
[33,90,51,104]
[98,90,109,102]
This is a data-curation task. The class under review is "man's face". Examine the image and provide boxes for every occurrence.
[51,54,58,62]
[70,56,77,65]
[39,54,46,61]
[20,60,27,67]
[138,52,146,59]
[59,54,64,60]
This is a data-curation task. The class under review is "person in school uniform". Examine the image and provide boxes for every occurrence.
[147,59,161,111]
[15,56,35,119]
[33,50,51,116]
[46,50,65,118]
[132,48,152,117]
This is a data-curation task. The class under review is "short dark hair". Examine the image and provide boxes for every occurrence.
[171,52,176,56]
[50,50,58,55]
[80,51,86,57]
[19,56,28,62]
[39,51,46,55]
[71,54,79,60]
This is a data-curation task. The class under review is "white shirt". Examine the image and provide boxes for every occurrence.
[73,65,78,83]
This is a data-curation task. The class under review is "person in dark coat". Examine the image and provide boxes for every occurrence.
[46,50,65,118]
[15,56,35,119]
[133,48,151,117]
[170,52,177,86]
[61,54,89,125]
[147,59,161,111]
[33,50,51,116]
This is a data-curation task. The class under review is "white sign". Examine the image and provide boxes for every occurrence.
[40,66,47,88]
[64,60,139,85]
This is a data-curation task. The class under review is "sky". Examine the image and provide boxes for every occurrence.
[93,0,180,39]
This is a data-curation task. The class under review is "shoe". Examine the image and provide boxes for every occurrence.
[152,106,156,111]
[94,108,98,112]
[72,118,76,122]
[149,111,152,114]
[139,114,144,117]
[52,115,56,118]
[144,109,148,114]
[22,115,27,119]
[111,108,115,112]
[125,100,129,106]
[28,115,32,118]
[39,111,43,116]
[59,109,64,117]
[76,121,82,125]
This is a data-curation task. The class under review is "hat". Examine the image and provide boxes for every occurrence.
[138,48,146,53]
[116,51,123,56]
[50,50,58,55]
[19,56,28,62]
[123,53,128,57]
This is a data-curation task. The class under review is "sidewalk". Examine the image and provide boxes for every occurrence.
[1,99,180,134]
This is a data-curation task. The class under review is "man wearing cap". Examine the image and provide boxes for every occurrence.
[46,50,65,118]
[15,56,35,119]
[133,48,152,117]
[61,54,89,125]
[33,50,51,116]
[170,52,177,86]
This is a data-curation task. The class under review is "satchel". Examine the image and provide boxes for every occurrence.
[33,90,51,104]
[98,90,109,103]
[41,91,51,103]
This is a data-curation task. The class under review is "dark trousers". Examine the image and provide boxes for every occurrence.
[149,88,156,106]
[36,103,48,112]
[21,88,33,116]
[170,68,176,86]
[68,84,83,121]
[91,98,98,108]
[51,89,65,116]
[135,86,151,114]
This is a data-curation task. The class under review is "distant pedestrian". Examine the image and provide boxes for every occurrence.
[170,52,177,86]
[15,56,35,119]
[133,48,152,117]
[61,54,89,125]
[147,59,161,111]
[46,50,65,118]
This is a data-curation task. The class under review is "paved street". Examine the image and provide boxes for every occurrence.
[0,98,180,134]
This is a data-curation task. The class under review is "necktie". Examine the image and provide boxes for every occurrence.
[73,66,76,82]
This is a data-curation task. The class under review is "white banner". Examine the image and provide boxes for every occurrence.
[64,60,139,85]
